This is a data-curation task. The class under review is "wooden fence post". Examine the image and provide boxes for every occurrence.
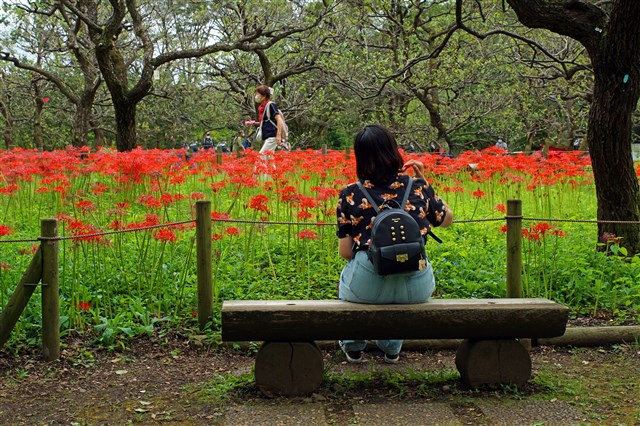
[506,200,523,298]
[322,144,327,155]
[196,200,213,329]
[0,247,43,349]
[345,146,351,160]
[41,219,59,360]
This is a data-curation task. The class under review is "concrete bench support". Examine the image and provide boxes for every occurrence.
[222,298,568,396]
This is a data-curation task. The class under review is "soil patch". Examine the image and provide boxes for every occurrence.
[1,335,639,425]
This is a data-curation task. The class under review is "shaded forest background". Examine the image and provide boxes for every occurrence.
[1,0,638,153]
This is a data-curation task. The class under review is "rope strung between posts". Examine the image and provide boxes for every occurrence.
[3,216,640,244]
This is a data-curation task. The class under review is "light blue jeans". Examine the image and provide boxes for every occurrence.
[338,251,435,355]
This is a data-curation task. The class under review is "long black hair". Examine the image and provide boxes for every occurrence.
[354,125,404,185]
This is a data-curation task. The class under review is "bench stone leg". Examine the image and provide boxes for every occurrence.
[254,341,324,397]
[455,339,531,387]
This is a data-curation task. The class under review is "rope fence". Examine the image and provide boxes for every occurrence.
[2,198,640,360]
[2,215,640,244]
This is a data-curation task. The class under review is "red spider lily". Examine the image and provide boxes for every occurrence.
[68,220,107,244]
[297,229,318,240]
[77,301,92,311]
[108,220,124,230]
[144,214,160,226]
[0,224,12,237]
[116,201,130,209]
[472,189,486,198]
[139,194,162,209]
[601,232,622,244]
[210,182,226,193]
[521,222,565,242]
[212,233,223,241]
[18,245,39,255]
[160,193,175,206]
[494,204,506,214]
[76,199,96,213]
[125,214,160,230]
[153,228,177,242]
[441,186,465,193]
[297,210,313,220]
[225,227,240,236]
[0,184,19,195]
[190,192,205,200]
[0,263,12,270]
[211,211,230,220]
[52,185,67,196]
[279,185,298,203]
[297,195,317,209]
[92,183,109,195]
[312,186,339,201]
[249,194,270,214]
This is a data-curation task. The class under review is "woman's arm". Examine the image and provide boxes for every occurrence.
[440,203,453,228]
[275,114,284,145]
[338,237,353,260]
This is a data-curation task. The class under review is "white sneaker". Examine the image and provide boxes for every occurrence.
[384,353,400,364]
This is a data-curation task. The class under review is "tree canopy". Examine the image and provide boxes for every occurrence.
[1,1,639,250]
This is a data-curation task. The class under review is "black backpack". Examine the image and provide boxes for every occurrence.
[356,177,427,276]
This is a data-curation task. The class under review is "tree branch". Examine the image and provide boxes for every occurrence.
[0,53,79,104]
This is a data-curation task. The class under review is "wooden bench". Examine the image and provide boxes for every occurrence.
[221,298,569,396]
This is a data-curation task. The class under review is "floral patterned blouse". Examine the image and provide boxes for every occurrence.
[336,174,447,251]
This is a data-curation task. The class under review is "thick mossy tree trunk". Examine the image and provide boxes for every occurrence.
[589,55,640,250]
[113,100,138,152]
[94,42,149,152]
[506,0,640,254]
[71,97,93,147]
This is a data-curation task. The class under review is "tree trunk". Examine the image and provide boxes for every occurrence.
[588,63,640,252]
[0,100,13,149]
[505,0,640,254]
[90,117,105,148]
[114,100,137,152]
[71,104,90,147]
[33,81,44,151]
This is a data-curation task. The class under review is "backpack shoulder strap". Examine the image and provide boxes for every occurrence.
[400,177,413,211]
[355,181,379,212]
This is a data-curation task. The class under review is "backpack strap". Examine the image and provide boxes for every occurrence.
[265,101,277,127]
[357,177,444,244]
[355,181,380,213]
[356,177,413,213]
[400,177,413,211]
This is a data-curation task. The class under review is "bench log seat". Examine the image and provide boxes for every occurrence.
[221,298,569,396]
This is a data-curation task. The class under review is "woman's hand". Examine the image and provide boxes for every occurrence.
[401,159,425,179]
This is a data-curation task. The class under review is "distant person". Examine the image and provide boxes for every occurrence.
[202,132,214,150]
[572,138,582,151]
[495,138,508,151]
[216,141,229,153]
[336,125,453,364]
[231,130,247,153]
[242,136,252,150]
[254,85,284,154]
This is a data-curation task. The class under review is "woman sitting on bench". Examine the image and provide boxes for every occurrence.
[336,125,453,364]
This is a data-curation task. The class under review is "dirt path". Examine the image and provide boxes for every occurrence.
[1,337,639,425]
